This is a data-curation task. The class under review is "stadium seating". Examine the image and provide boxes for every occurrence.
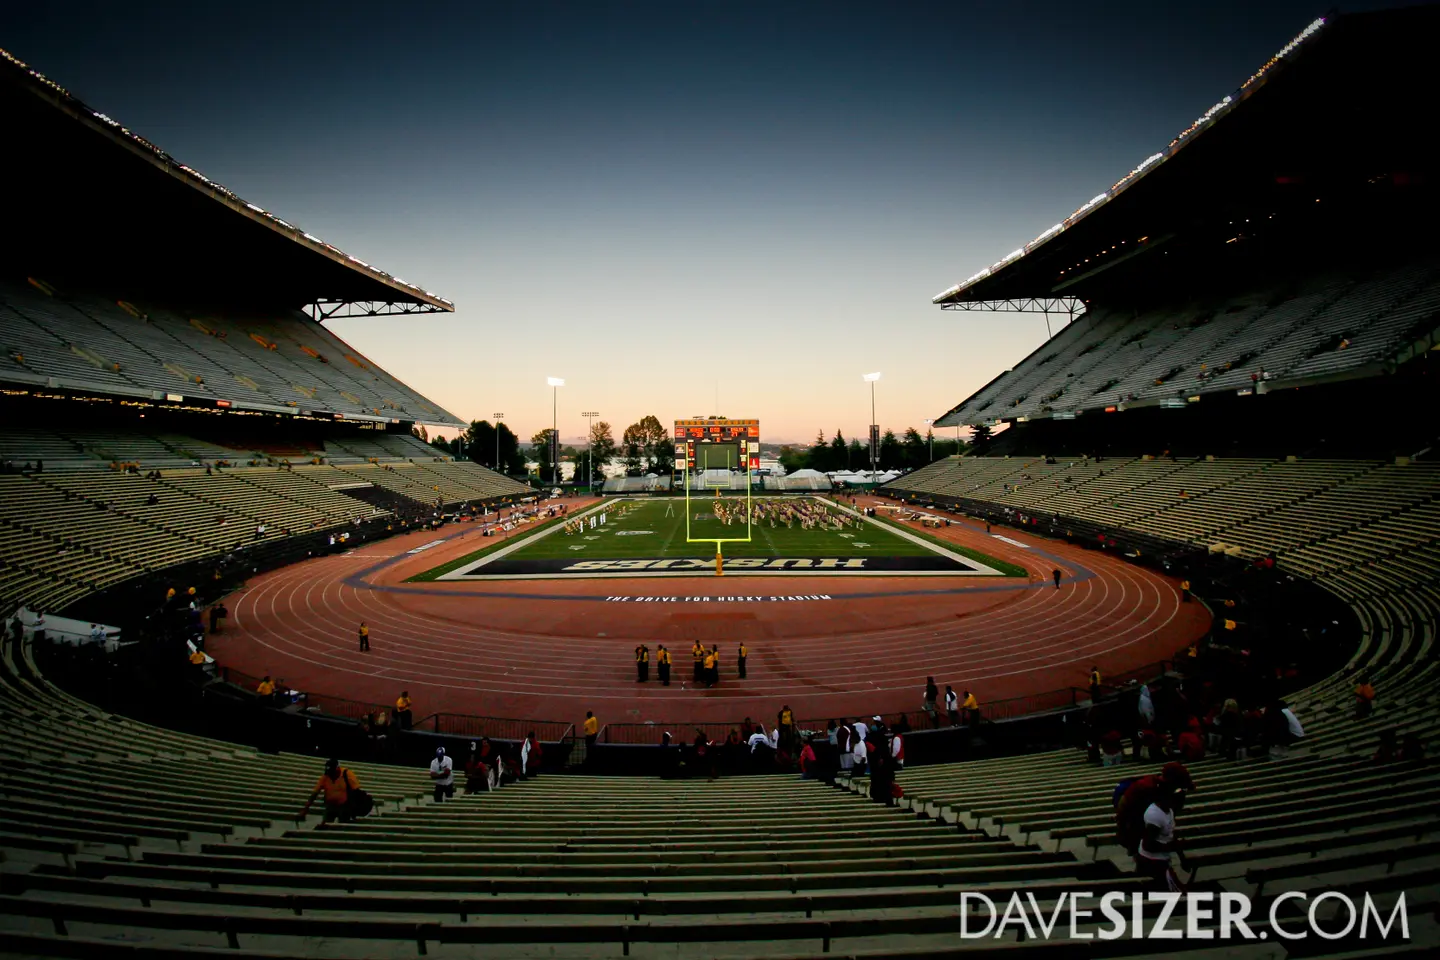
[1,278,462,425]
[0,457,529,616]
[942,258,1440,426]
[890,456,1440,575]
[11,629,1319,959]
[6,582,1436,957]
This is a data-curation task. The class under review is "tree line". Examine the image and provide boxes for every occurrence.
[777,426,974,475]
[416,414,677,482]
[418,419,989,481]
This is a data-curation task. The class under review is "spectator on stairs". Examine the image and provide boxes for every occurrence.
[851,727,868,776]
[1354,672,1376,720]
[1115,761,1192,858]
[923,677,940,728]
[465,739,496,792]
[1137,683,1156,727]
[302,758,360,826]
[429,747,455,802]
[798,737,819,779]
[521,731,542,778]
[1175,717,1205,762]
[1135,785,1186,892]
[837,722,854,775]
[1213,699,1242,761]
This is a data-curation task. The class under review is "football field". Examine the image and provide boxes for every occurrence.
[415,496,1024,580]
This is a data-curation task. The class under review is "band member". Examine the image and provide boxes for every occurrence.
[692,641,704,683]
[737,642,748,679]
[635,644,650,682]
[657,645,671,685]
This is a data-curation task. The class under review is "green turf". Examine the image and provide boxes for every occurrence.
[408,496,1024,579]
[864,510,1029,577]
[405,512,573,581]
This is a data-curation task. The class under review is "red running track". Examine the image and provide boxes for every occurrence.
[207,497,1211,730]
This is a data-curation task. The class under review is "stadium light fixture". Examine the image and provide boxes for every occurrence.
[582,411,600,492]
[493,413,505,471]
[924,419,935,463]
[547,380,564,487]
[863,372,881,484]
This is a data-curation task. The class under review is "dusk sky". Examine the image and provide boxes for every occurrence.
[2,1,1390,444]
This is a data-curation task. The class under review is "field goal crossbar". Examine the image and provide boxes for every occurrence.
[683,464,752,577]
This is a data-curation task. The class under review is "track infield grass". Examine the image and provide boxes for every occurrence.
[407,497,1025,580]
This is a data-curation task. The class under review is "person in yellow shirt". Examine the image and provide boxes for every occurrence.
[1180,579,1192,602]
[962,690,979,725]
[635,644,650,683]
[737,642,748,679]
[257,675,275,698]
[188,648,207,666]
[583,711,599,757]
[692,642,704,684]
[301,758,360,825]
[358,621,370,652]
[395,691,413,729]
[657,645,671,686]
[702,649,717,688]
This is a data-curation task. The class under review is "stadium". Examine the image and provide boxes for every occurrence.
[1,5,1438,958]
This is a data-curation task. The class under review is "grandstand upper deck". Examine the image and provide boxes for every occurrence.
[0,46,466,426]
[0,47,451,315]
[930,6,1440,429]
[932,7,1438,311]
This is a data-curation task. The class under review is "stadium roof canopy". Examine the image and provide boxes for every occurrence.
[931,7,1438,313]
[0,48,452,320]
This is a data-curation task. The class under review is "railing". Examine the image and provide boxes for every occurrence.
[220,665,390,721]
[221,654,1179,751]
[416,713,573,743]
[597,659,1181,745]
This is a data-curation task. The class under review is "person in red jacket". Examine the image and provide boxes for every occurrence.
[798,738,818,779]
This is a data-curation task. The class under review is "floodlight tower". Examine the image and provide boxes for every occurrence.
[863,372,881,485]
[924,419,935,463]
[546,378,564,487]
[493,413,504,472]
[582,411,599,491]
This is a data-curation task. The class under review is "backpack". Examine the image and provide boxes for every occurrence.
[1112,778,1138,809]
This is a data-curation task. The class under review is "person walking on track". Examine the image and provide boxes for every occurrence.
[358,621,370,652]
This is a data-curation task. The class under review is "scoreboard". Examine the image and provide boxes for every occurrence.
[674,418,761,471]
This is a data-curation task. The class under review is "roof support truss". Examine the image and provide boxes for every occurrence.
[306,300,449,321]
[939,296,1086,338]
